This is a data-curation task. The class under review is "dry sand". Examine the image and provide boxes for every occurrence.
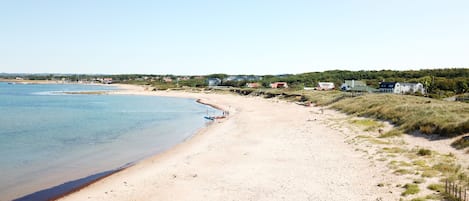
[58,86,406,201]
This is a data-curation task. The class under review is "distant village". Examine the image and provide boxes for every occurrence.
[207,76,426,95]
[10,74,426,95]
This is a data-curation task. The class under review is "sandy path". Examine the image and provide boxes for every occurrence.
[59,88,396,201]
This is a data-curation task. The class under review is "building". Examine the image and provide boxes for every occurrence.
[207,78,221,86]
[340,80,377,93]
[341,80,366,91]
[103,78,113,84]
[270,82,288,88]
[316,82,335,90]
[163,77,173,82]
[246,82,261,88]
[379,82,425,94]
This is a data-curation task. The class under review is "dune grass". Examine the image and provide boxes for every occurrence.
[329,94,469,137]
[450,136,469,150]
[402,183,420,196]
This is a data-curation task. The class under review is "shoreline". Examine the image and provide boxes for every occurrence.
[10,85,225,201]
[12,84,467,201]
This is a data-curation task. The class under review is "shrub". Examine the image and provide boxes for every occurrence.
[417,148,432,156]
[427,183,444,192]
[433,163,460,174]
[402,183,420,196]
[421,170,440,178]
[450,136,469,150]
[379,129,403,138]
[394,169,413,175]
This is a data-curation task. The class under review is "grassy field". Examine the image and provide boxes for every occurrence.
[329,93,469,137]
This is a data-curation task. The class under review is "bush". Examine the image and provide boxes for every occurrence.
[402,183,420,196]
[378,129,403,138]
[417,148,432,156]
[450,136,469,150]
[427,183,444,192]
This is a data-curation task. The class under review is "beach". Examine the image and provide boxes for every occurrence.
[58,86,400,201]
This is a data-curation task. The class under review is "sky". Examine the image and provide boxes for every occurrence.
[0,0,468,75]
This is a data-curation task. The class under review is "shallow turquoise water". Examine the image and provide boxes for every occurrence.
[0,82,218,200]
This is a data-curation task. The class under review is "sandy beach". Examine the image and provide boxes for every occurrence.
[56,85,402,201]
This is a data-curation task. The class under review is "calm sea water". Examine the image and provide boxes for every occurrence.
[0,82,219,200]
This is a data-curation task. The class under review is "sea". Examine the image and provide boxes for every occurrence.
[0,82,220,201]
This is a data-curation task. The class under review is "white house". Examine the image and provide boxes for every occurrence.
[340,80,366,91]
[316,82,335,90]
[379,82,425,94]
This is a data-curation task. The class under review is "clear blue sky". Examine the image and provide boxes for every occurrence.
[1,0,468,75]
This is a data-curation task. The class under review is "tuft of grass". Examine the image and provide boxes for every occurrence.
[424,194,442,200]
[410,197,426,201]
[377,157,387,162]
[402,183,420,196]
[417,148,432,156]
[421,170,440,178]
[450,136,469,150]
[382,147,406,153]
[367,138,390,145]
[394,168,414,175]
[413,160,428,168]
[349,119,384,132]
[413,178,425,184]
[378,129,403,138]
[427,183,444,192]
[432,163,461,175]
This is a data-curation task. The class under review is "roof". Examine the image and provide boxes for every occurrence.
[379,82,396,89]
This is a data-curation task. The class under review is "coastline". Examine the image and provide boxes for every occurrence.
[9,84,223,201]
[58,85,400,201]
[10,84,468,200]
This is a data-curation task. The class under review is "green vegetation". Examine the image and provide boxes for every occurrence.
[330,94,469,137]
[417,149,432,156]
[421,169,440,178]
[383,147,406,154]
[412,160,428,168]
[450,136,469,150]
[378,129,403,138]
[394,168,414,175]
[432,163,461,175]
[402,183,420,196]
[349,119,384,132]
[427,183,444,192]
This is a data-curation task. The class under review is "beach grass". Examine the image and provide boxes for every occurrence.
[329,93,469,137]
[402,183,420,196]
[378,129,404,138]
[450,136,469,150]
[427,183,445,192]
